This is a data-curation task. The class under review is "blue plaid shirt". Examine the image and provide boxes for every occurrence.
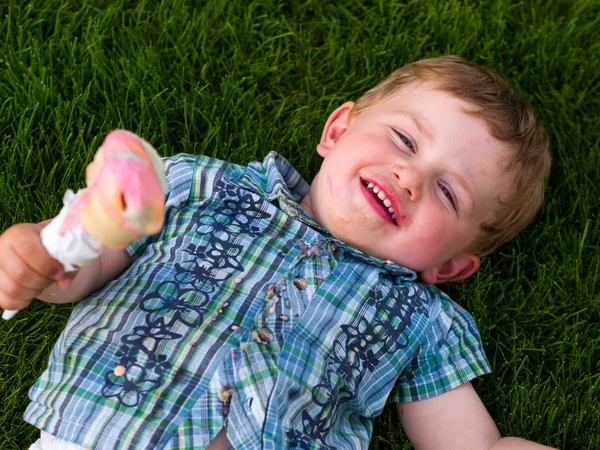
[25,153,491,449]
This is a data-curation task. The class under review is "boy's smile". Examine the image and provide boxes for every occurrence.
[302,83,508,283]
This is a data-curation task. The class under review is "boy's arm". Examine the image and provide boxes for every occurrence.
[398,382,556,450]
[37,246,132,304]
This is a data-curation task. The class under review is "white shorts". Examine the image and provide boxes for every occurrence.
[28,431,90,450]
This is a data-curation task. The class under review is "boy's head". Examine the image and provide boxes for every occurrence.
[301,55,550,284]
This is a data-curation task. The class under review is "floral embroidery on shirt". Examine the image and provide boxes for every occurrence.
[102,181,270,406]
[287,275,429,448]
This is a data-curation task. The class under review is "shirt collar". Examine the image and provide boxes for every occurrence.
[238,152,417,280]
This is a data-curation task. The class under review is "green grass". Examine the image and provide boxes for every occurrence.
[1,0,599,448]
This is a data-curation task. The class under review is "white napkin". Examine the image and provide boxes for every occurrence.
[40,189,103,271]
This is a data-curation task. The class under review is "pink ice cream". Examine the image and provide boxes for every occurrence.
[59,130,167,248]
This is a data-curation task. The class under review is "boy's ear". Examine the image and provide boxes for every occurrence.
[420,254,480,284]
[316,102,355,157]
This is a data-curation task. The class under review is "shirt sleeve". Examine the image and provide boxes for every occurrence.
[126,154,198,260]
[388,290,492,403]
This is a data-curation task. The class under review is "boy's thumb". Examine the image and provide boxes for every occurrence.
[56,271,77,291]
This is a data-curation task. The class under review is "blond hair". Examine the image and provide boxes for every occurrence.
[351,55,550,256]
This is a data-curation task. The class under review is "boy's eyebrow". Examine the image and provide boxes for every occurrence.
[392,110,435,144]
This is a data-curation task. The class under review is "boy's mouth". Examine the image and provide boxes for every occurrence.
[360,179,397,225]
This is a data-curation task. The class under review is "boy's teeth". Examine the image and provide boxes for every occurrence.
[364,180,396,217]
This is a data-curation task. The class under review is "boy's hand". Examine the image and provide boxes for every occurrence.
[0,222,74,312]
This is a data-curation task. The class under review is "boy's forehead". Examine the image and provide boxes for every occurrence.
[371,87,493,144]
[353,80,512,172]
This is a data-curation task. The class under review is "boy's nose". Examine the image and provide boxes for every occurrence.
[390,165,423,202]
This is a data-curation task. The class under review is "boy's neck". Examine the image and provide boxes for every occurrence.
[299,193,315,219]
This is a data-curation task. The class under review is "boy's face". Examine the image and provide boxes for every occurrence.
[303,83,508,284]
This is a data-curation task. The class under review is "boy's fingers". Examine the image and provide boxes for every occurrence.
[9,226,65,281]
[0,295,32,312]
[0,245,57,291]
[0,267,36,310]
[56,272,77,291]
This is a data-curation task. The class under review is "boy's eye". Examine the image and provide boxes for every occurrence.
[439,183,457,211]
[393,129,415,153]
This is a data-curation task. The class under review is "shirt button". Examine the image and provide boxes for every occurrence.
[219,386,233,403]
[257,327,273,343]
[113,365,127,377]
[293,275,308,290]
[327,241,337,256]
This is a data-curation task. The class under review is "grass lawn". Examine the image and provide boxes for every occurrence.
[1,0,599,448]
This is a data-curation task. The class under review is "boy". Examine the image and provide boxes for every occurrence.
[0,56,554,449]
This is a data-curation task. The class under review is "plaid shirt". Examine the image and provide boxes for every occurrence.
[25,153,491,449]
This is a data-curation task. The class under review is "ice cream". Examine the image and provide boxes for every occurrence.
[59,129,167,248]
[2,130,167,320]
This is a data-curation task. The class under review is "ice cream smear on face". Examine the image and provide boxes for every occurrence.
[327,175,338,199]
[327,175,353,200]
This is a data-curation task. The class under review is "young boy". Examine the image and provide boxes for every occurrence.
[0,56,554,449]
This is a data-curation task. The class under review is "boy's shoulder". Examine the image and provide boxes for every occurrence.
[390,276,477,330]
[162,151,309,205]
[160,152,247,201]
[419,282,480,333]
[162,151,288,179]
[162,152,239,178]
